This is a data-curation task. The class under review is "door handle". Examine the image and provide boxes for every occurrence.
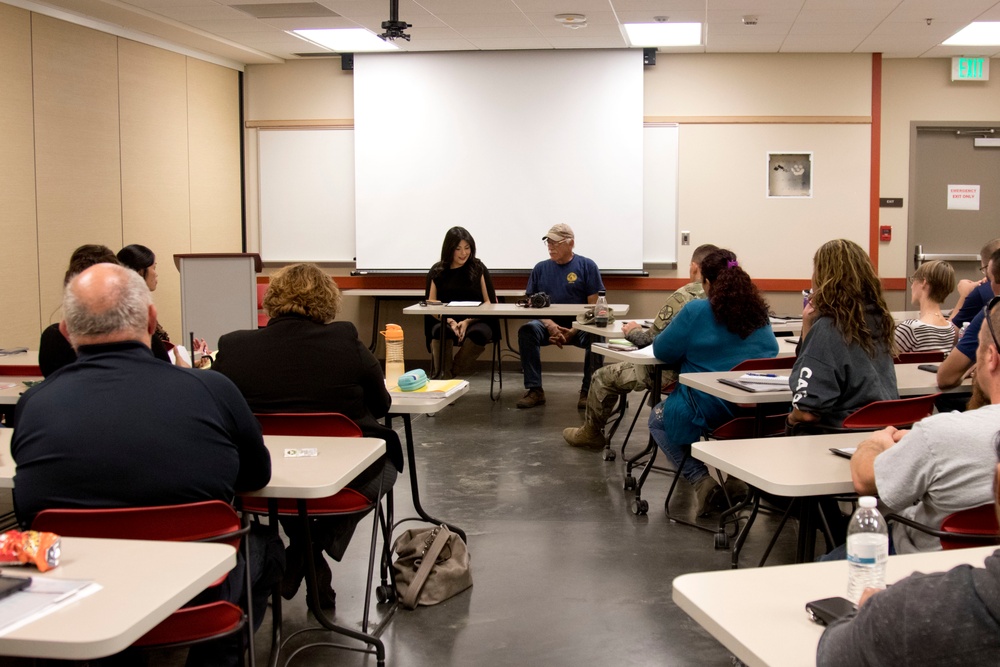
[913,245,979,269]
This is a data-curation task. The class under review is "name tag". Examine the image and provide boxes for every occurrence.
[284,448,318,458]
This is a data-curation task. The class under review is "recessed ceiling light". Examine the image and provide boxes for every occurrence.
[292,28,399,52]
[623,23,702,47]
[943,22,1000,46]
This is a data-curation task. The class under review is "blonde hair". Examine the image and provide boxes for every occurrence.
[912,260,956,304]
[812,239,895,358]
[263,263,341,323]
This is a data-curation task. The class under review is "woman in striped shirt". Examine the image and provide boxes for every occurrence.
[894,260,959,355]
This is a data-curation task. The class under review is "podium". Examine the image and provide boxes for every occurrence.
[173,253,262,350]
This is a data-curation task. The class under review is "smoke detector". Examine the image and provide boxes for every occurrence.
[742,15,758,26]
[555,13,587,29]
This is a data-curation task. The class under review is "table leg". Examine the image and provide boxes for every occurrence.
[368,296,383,353]
[297,500,387,666]
[388,414,467,541]
[796,496,820,563]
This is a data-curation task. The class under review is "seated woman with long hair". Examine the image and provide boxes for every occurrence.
[895,260,958,355]
[789,239,899,432]
[213,263,401,609]
[648,249,778,516]
[424,226,499,376]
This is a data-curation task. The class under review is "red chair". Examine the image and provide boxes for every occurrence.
[256,283,270,328]
[32,501,253,664]
[0,365,41,376]
[239,412,394,660]
[894,350,945,364]
[886,503,1000,551]
[840,393,939,430]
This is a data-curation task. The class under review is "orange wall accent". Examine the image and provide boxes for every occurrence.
[869,53,882,266]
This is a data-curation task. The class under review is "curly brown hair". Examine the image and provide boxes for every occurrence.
[811,239,895,358]
[700,249,771,339]
[263,263,341,323]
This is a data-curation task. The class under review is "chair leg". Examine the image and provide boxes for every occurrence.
[490,340,502,401]
[757,499,798,568]
[618,391,649,460]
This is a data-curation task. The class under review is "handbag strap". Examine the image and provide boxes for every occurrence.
[401,525,452,609]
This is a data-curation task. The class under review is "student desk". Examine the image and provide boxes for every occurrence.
[692,432,859,566]
[0,351,39,374]
[387,382,470,540]
[0,537,235,660]
[673,545,997,667]
[241,434,388,667]
[0,379,35,406]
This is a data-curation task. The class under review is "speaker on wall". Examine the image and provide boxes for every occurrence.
[341,53,354,71]
[643,48,656,66]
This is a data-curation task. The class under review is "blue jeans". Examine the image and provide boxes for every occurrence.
[648,399,710,485]
[518,320,595,391]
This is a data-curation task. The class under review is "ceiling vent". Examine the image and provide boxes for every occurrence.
[232,3,339,19]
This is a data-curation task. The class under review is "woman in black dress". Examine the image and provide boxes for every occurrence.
[424,227,499,376]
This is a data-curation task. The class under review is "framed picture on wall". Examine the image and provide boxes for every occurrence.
[767,152,813,198]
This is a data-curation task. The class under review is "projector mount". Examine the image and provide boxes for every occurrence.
[379,0,411,42]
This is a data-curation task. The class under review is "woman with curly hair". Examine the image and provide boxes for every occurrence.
[424,226,498,376]
[213,263,401,610]
[648,248,778,516]
[788,239,898,432]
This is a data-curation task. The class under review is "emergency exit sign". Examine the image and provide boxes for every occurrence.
[952,57,989,81]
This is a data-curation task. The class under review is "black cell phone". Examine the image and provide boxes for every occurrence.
[917,364,939,373]
[805,596,856,626]
[0,575,31,600]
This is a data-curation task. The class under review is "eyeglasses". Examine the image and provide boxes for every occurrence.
[984,295,1000,352]
[980,265,989,276]
[544,238,567,247]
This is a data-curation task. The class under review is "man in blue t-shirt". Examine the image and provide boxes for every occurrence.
[517,223,604,409]
[949,238,1000,329]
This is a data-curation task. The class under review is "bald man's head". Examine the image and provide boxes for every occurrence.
[61,264,155,349]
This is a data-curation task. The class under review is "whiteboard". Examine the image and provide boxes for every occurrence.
[258,128,355,263]
[256,124,679,268]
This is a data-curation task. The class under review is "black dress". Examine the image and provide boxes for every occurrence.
[423,259,500,350]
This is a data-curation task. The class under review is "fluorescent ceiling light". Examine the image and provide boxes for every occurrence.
[624,22,701,47]
[292,28,399,52]
[943,22,1000,46]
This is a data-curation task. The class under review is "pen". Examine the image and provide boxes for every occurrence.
[746,373,778,377]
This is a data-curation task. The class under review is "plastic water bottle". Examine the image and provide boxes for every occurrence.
[845,496,888,603]
[595,290,609,328]
[381,323,406,388]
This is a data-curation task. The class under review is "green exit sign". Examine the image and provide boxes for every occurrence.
[952,57,990,81]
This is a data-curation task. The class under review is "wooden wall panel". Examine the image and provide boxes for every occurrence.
[119,39,189,340]
[187,58,242,255]
[32,14,122,327]
[0,5,40,347]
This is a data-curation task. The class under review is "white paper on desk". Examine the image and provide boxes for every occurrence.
[0,383,16,391]
[738,373,789,386]
[446,301,481,307]
[0,578,102,636]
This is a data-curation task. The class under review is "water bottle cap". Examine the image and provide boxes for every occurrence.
[381,323,404,341]
[858,496,877,508]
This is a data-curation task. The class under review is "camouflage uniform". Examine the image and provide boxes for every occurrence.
[584,282,705,431]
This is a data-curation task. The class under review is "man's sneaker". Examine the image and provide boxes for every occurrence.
[516,388,546,409]
[577,390,588,410]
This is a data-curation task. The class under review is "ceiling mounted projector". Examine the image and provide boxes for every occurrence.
[379,0,411,41]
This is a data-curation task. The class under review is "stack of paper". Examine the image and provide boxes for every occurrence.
[389,379,468,398]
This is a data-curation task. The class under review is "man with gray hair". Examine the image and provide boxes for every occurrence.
[12,263,272,666]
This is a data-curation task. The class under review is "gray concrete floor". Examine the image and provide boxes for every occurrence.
[146,370,804,667]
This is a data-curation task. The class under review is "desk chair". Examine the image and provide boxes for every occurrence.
[239,412,393,667]
[894,350,945,364]
[0,365,41,376]
[886,503,1000,551]
[33,501,254,666]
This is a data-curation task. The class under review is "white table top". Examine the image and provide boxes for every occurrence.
[680,362,967,405]
[693,432,859,497]
[0,352,38,368]
[768,318,803,334]
[0,536,235,660]
[0,378,38,406]
[243,434,385,500]
[388,380,470,414]
[0,430,12,489]
[673,545,997,667]
[403,302,630,317]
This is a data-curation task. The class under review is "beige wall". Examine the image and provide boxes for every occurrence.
[0,5,242,349]
[879,58,1000,277]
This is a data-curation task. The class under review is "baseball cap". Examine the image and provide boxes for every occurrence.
[542,223,575,243]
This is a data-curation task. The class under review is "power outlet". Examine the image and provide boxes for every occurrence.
[681,231,690,246]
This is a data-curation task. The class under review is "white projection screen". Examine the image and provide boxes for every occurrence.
[353,49,644,271]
